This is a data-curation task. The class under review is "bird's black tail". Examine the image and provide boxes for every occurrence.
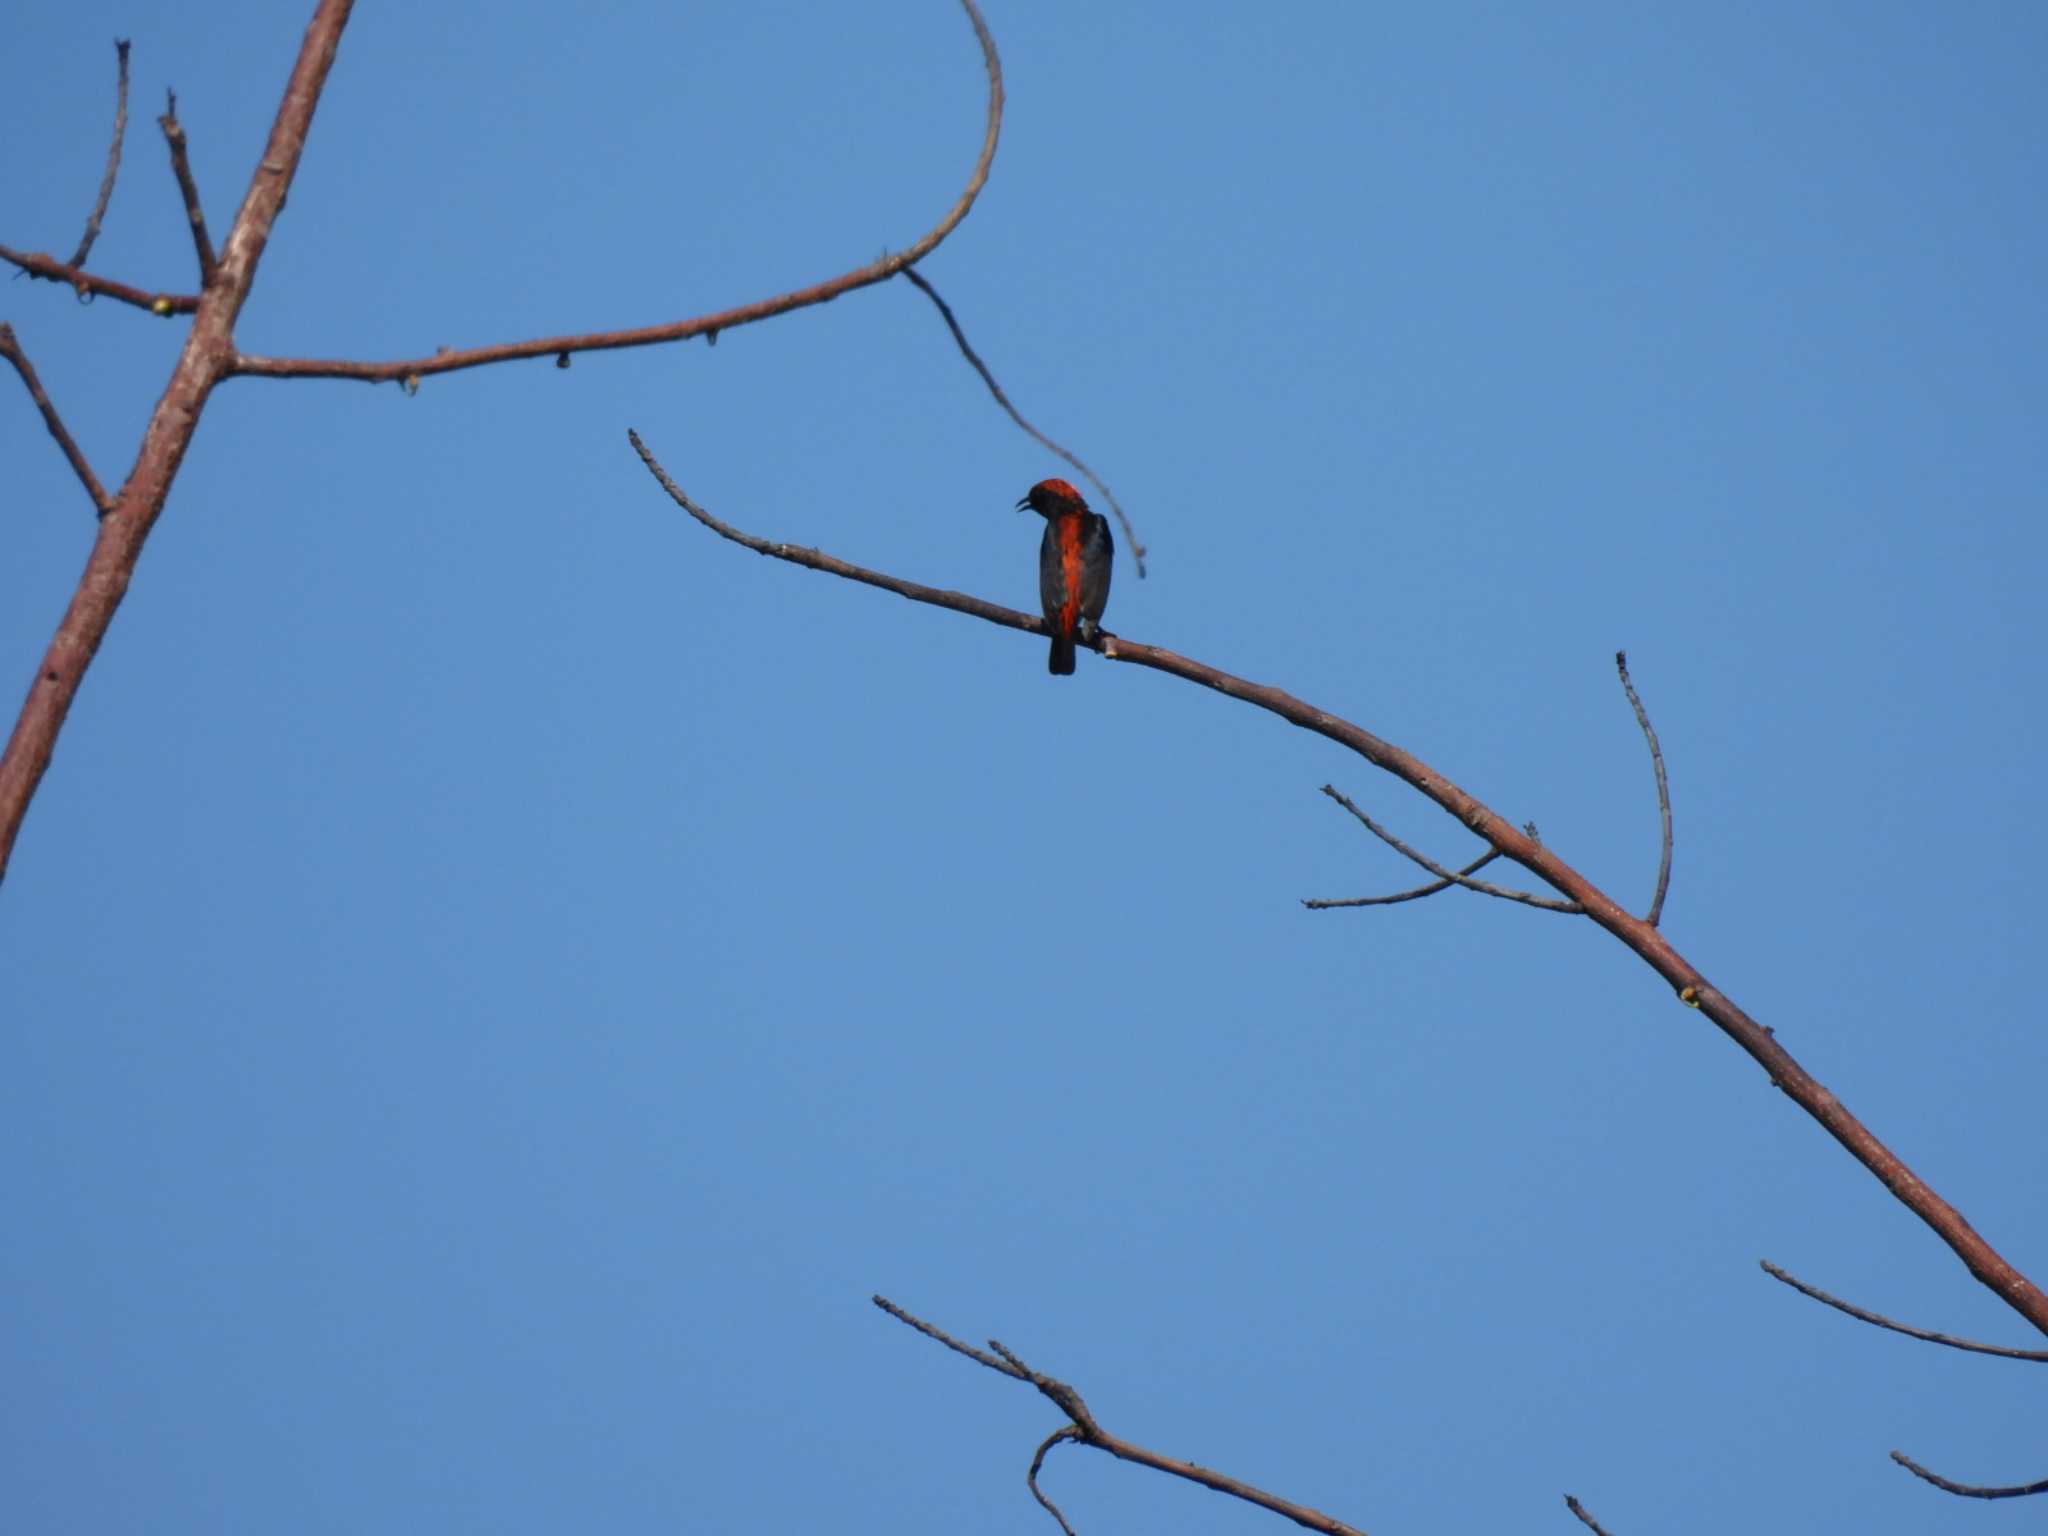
[1047,632,1076,675]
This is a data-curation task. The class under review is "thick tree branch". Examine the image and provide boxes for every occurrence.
[233,0,1004,384]
[874,1297,1371,1536]
[0,323,113,514]
[0,0,354,885]
[638,444,2048,1340]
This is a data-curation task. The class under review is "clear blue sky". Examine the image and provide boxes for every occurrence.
[5,3,2045,1531]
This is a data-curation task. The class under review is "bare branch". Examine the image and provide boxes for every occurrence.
[1614,651,1672,925]
[873,1297,1372,1536]
[630,429,1040,635]
[1760,1261,2048,1362]
[1027,1429,1083,1536]
[0,324,112,514]
[646,457,2048,1339]
[1890,1451,2048,1499]
[1318,786,1581,912]
[159,90,217,280]
[900,266,1147,576]
[1303,847,1503,909]
[234,0,1005,384]
[0,0,356,887]
[67,39,131,269]
[1563,1494,1616,1535]
[0,243,196,314]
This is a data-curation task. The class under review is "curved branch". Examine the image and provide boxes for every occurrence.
[1760,1261,2048,1362]
[874,1297,1371,1536]
[234,0,1005,384]
[67,39,131,269]
[640,444,2048,1340]
[1890,1451,2048,1499]
[1614,651,1672,925]
[900,266,1147,576]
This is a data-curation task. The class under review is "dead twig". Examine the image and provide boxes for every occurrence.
[1890,1451,2048,1499]
[1318,786,1581,912]
[901,265,1146,576]
[1614,651,1672,925]
[1760,1261,2048,1362]
[1303,846,1504,908]
[159,90,217,280]
[67,39,131,269]
[0,324,112,514]
[874,1296,1371,1536]
[1564,1494,1616,1535]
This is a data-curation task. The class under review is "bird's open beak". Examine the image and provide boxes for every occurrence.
[1015,496,1031,513]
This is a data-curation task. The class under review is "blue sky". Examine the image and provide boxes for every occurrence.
[5,3,2046,1531]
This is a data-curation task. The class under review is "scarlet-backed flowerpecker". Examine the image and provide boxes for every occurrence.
[1017,479,1113,675]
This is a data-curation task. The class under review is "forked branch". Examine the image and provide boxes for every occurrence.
[874,1296,1371,1536]
[634,437,2048,1341]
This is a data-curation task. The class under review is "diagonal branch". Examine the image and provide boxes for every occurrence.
[0,0,356,887]
[637,442,2048,1341]
[234,0,1004,384]
[67,39,132,269]
[0,243,197,314]
[1317,785,1581,912]
[900,265,1147,576]
[159,90,218,281]
[0,323,113,514]
[1890,1451,2048,1500]
[874,1297,1372,1536]
[1760,1261,2048,1362]
[1614,651,1672,925]
[1564,1495,1617,1535]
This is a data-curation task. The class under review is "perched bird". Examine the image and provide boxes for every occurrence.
[1017,478,1113,675]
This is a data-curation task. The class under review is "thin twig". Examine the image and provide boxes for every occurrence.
[67,39,131,269]
[1319,786,1582,912]
[159,90,217,280]
[234,0,1004,383]
[900,265,1146,576]
[1614,651,1672,925]
[1563,1495,1615,1535]
[649,457,2048,1341]
[1890,1451,2048,1499]
[1027,1429,1083,1536]
[1760,1261,2048,1361]
[873,1297,1372,1536]
[1303,848,1502,909]
[0,324,112,514]
[0,244,195,314]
